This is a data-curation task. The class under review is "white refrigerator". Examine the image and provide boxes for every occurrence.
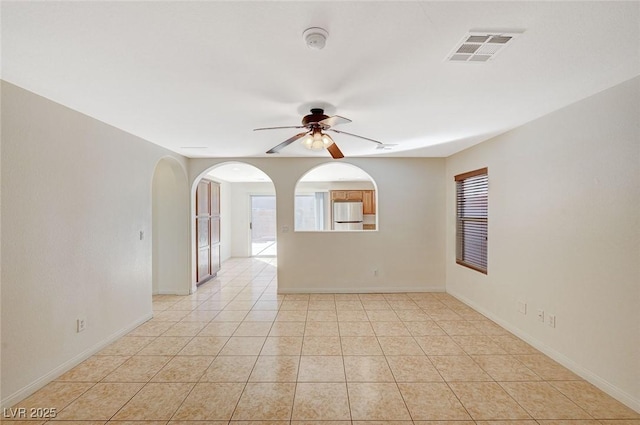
[333,201,364,230]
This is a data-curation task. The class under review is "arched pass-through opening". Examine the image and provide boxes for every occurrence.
[294,162,378,231]
[191,161,278,293]
[152,157,190,295]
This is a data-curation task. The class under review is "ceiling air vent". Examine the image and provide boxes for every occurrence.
[446,30,523,63]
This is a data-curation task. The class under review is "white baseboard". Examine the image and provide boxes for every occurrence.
[156,290,190,296]
[1,313,153,409]
[447,289,640,414]
[278,286,445,294]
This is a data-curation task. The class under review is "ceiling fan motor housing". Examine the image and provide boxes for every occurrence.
[302,108,329,126]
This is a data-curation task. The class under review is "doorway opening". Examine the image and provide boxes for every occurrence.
[251,195,277,257]
[198,162,277,275]
[294,162,378,232]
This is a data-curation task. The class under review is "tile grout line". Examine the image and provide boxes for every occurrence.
[113,275,221,423]
[31,257,633,423]
[225,274,278,422]
[437,302,524,422]
[337,296,355,423]
[118,263,255,423]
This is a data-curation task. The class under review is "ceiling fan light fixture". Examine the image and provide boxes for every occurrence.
[321,133,334,148]
[301,129,333,150]
[301,134,314,149]
[258,107,382,159]
[311,139,325,150]
[302,130,324,150]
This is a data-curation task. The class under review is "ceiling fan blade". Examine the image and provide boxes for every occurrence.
[254,125,307,131]
[376,143,399,150]
[327,128,383,145]
[326,143,344,159]
[266,131,310,154]
[318,115,352,128]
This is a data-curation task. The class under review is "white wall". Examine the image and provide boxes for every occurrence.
[0,82,189,406]
[191,157,446,293]
[445,76,640,411]
[0,82,4,405]
[218,180,232,262]
[296,181,376,192]
[152,157,190,295]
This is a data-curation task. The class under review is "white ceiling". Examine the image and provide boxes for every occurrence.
[2,2,639,159]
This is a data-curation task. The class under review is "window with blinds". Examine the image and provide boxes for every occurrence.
[455,168,488,274]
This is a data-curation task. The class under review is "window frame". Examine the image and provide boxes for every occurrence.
[294,192,327,231]
[455,167,488,274]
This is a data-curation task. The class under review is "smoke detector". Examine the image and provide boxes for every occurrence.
[303,27,328,50]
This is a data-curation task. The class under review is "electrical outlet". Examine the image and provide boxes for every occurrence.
[537,309,545,322]
[517,301,527,315]
[547,314,556,328]
[77,318,86,333]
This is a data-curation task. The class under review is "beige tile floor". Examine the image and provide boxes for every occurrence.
[8,258,640,424]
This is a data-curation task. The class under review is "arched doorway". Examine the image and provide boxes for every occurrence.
[152,157,190,295]
[192,162,277,287]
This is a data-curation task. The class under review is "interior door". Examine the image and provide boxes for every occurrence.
[196,179,221,284]
[210,182,221,275]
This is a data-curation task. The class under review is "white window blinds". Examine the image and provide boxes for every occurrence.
[455,168,488,274]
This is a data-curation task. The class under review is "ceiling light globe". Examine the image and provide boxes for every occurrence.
[311,139,325,150]
[301,136,314,149]
[321,134,334,148]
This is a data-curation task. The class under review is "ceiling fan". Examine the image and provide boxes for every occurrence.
[254,108,393,159]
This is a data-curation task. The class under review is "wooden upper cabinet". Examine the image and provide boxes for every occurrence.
[331,191,347,201]
[346,190,363,201]
[362,190,376,214]
[331,190,364,201]
[331,190,375,213]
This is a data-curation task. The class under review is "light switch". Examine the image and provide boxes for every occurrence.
[547,314,556,328]
[517,301,527,315]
